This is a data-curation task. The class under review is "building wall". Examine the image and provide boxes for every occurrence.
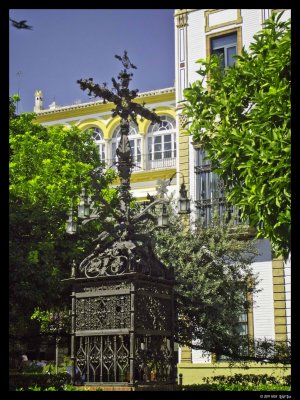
[183,9,290,101]
[178,362,290,385]
[175,8,290,374]
[191,346,211,364]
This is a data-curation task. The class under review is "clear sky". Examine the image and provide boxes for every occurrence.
[9,9,175,113]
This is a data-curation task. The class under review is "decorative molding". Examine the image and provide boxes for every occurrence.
[35,87,175,116]
[138,87,175,98]
[124,168,176,185]
[175,10,187,28]
[271,9,288,14]
[205,9,243,33]
[178,113,188,130]
[174,9,198,28]
[175,102,187,111]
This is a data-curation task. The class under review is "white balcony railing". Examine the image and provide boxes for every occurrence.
[105,153,176,172]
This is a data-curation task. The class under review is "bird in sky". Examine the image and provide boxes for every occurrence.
[10,18,33,30]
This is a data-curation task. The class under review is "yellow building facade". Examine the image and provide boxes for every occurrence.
[35,87,180,200]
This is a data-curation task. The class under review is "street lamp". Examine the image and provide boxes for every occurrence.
[66,176,191,233]
[65,208,77,235]
[66,188,91,235]
[178,182,191,214]
[157,203,169,227]
[78,188,91,219]
[162,171,191,216]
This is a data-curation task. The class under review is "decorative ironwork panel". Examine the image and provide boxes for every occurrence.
[136,295,172,332]
[135,335,173,383]
[81,282,130,292]
[76,295,130,331]
[78,239,170,279]
[136,282,172,296]
[76,335,129,383]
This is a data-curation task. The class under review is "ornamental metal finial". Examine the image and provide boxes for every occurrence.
[114,50,137,70]
[77,50,160,126]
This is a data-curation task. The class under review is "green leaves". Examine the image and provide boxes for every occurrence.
[152,212,258,359]
[183,14,291,259]
[9,96,117,346]
[31,307,70,334]
[9,121,101,210]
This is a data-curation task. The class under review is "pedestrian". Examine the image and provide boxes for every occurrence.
[19,354,30,372]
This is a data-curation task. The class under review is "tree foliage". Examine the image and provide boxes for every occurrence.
[31,308,70,335]
[183,12,291,259]
[152,210,290,364]
[152,211,258,359]
[9,97,117,349]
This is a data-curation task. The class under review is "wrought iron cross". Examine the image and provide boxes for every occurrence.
[77,51,161,229]
[78,51,161,126]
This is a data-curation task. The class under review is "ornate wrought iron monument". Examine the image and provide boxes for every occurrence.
[66,52,176,387]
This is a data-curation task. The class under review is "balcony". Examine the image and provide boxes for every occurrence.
[105,153,176,172]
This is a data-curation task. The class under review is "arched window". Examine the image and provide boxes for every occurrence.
[147,116,176,168]
[111,123,141,167]
[86,127,105,162]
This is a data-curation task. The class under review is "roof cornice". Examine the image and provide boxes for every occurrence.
[35,87,175,116]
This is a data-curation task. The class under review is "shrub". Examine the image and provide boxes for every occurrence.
[16,385,59,391]
[283,375,291,386]
[181,383,291,391]
[180,374,291,391]
[63,384,78,391]
[15,384,88,392]
[20,361,44,373]
[9,372,71,391]
[203,373,290,386]
[181,384,221,391]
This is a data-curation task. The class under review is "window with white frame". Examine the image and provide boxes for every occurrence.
[87,127,106,162]
[111,123,141,166]
[147,116,176,166]
[211,32,237,70]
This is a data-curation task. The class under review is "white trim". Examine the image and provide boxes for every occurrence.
[179,69,185,101]
[38,100,176,127]
[35,87,175,115]
[180,28,185,62]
